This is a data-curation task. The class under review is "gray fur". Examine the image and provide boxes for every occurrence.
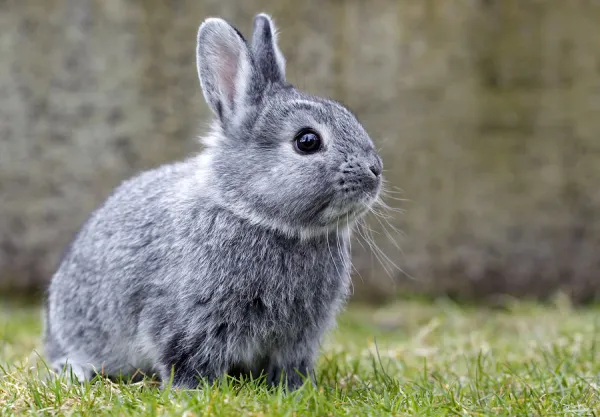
[44,13,382,390]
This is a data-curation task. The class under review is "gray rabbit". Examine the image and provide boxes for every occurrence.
[43,13,383,390]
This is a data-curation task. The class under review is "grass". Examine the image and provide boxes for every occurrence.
[1,296,600,416]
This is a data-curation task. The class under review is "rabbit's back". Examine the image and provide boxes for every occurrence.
[45,159,200,376]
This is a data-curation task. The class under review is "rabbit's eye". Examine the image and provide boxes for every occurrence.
[294,129,322,154]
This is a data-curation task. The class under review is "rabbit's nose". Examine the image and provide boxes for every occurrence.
[369,164,381,178]
[368,155,383,178]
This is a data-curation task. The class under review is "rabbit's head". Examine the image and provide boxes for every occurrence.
[196,14,382,239]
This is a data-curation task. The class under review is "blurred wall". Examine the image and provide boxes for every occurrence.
[1,1,599,302]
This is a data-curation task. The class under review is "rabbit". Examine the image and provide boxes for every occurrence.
[43,13,383,390]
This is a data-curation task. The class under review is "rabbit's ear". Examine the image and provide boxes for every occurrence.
[251,13,286,84]
[196,18,256,121]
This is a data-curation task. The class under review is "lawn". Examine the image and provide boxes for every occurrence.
[1,296,599,416]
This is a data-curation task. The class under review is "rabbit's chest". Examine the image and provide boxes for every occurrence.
[206,231,351,336]
[179,217,352,342]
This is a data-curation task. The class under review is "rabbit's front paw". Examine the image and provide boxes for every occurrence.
[50,358,95,384]
[267,359,315,391]
[159,360,221,390]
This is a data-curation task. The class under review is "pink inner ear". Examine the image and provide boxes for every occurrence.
[217,43,240,107]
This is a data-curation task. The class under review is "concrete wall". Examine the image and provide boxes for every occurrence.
[1,1,600,302]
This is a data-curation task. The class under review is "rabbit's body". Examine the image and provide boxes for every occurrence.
[46,157,350,387]
[45,14,382,389]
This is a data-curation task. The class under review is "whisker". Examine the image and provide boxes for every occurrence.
[362,217,414,281]
[375,199,406,214]
[358,222,394,279]
[355,219,376,275]
[371,210,402,253]
[377,211,406,239]
[370,207,395,220]
[380,194,410,203]
[351,223,367,251]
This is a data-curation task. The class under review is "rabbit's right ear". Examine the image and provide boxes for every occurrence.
[251,14,286,84]
[196,18,256,122]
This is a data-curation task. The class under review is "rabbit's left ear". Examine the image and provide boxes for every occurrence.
[196,18,257,123]
[251,14,286,84]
